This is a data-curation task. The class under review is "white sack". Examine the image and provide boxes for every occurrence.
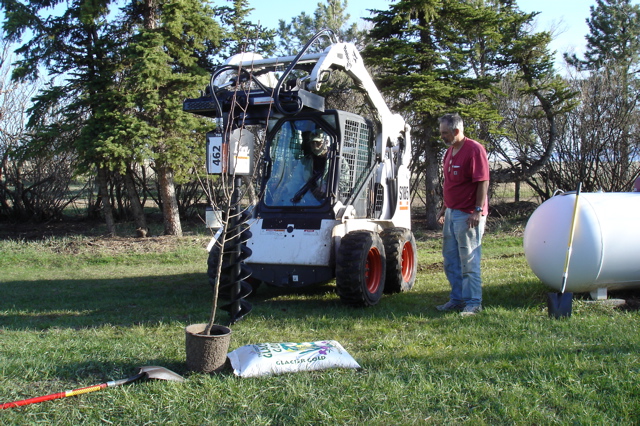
[228,340,360,378]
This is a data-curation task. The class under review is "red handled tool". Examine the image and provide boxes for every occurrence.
[1,366,184,409]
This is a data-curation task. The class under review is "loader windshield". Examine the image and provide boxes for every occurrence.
[264,119,332,207]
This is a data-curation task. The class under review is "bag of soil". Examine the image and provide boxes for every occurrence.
[228,340,360,378]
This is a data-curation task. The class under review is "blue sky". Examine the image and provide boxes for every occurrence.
[248,0,640,68]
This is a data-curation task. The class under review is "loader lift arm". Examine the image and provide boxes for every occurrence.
[227,30,408,154]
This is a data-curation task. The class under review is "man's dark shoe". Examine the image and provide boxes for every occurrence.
[436,301,465,312]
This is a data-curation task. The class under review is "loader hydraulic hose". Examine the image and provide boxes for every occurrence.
[273,29,337,116]
[209,64,272,118]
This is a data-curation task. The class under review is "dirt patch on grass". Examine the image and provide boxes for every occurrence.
[0,218,210,254]
[0,218,106,241]
[51,235,210,255]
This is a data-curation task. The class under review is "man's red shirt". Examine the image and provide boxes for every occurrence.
[442,137,490,215]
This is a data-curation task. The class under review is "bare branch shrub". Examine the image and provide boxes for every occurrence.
[1,39,84,221]
[532,67,640,195]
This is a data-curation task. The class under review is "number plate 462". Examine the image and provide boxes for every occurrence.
[206,134,226,175]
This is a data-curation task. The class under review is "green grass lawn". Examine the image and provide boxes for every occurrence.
[1,229,639,424]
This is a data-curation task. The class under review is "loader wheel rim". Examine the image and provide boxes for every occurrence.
[401,241,415,282]
[365,247,383,294]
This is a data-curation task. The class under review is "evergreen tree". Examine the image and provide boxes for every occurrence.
[114,0,222,236]
[277,0,366,54]
[215,0,276,59]
[364,0,574,228]
[1,0,122,233]
[1,0,223,234]
[565,0,640,72]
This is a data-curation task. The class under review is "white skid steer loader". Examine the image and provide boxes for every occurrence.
[184,30,416,320]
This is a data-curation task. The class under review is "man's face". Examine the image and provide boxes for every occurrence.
[311,136,328,156]
[439,123,457,146]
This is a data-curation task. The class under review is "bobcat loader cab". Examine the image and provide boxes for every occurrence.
[184,31,416,311]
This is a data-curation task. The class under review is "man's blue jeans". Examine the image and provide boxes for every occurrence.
[442,208,486,307]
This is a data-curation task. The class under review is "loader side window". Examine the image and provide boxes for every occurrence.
[264,119,331,207]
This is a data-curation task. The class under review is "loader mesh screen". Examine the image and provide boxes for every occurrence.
[339,119,373,217]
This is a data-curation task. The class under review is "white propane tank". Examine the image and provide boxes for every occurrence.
[523,191,640,293]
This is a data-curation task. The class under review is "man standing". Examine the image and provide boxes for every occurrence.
[436,114,490,316]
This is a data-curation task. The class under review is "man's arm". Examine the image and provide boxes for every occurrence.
[468,180,489,228]
[475,180,489,211]
[437,203,446,225]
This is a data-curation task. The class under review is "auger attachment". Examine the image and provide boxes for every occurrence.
[207,177,254,325]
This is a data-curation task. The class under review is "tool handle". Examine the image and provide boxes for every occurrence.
[561,182,582,293]
[1,383,107,409]
[0,373,144,409]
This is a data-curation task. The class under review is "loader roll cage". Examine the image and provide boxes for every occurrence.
[257,109,378,219]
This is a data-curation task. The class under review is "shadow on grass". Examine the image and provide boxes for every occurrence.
[5,269,620,332]
[45,359,189,383]
[0,271,461,330]
[248,278,558,321]
[0,273,211,331]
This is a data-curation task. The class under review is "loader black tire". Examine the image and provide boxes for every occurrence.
[381,227,417,294]
[336,231,386,307]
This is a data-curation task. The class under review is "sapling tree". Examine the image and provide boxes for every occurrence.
[197,57,270,331]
